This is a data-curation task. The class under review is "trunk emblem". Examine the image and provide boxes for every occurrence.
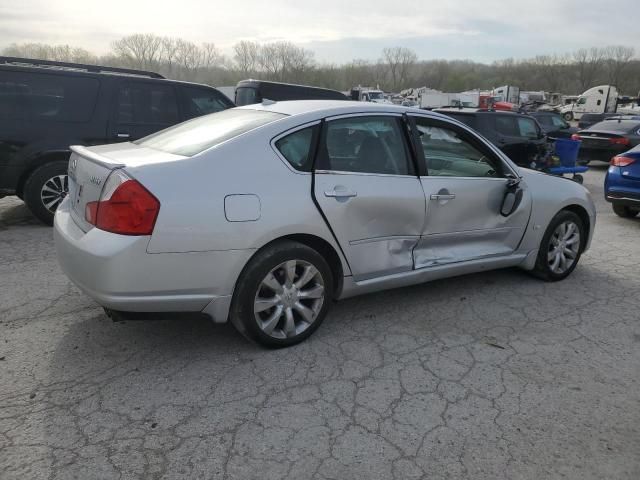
[89,175,103,186]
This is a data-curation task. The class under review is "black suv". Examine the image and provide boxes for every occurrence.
[0,57,234,224]
[435,108,546,167]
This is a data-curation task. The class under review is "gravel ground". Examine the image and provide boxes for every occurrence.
[1,164,639,479]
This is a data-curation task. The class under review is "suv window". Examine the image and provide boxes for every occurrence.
[414,119,500,178]
[495,116,519,136]
[0,70,99,122]
[535,115,552,126]
[181,86,231,119]
[517,117,539,138]
[551,115,568,128]
[320,116,413,175]
[136,108,286,156]
[116,83,179,125]
[275,126,317,172]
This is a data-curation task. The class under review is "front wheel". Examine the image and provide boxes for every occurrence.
[562,112,573,122]
[230,241,334,348]
[612,203,639,218]
[532,210,584,281]
[23,161,69,225]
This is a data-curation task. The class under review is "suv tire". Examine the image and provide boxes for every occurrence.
[23,161,69,225]
[612,203,639,218]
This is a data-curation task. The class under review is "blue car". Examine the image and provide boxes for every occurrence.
[605,144,640,217]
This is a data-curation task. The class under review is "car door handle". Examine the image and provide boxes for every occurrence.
[430,193,456,200]
[116,133,130,139]
[325,189,357,198]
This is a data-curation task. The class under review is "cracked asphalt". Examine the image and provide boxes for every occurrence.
[1,164,639,479]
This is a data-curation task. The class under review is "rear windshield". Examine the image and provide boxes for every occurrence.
[235,87,260,106]
[589,120,640,133]
[135,108,286,156]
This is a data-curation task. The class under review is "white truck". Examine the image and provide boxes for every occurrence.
[560,85,618,121]
[350,87,392,104]
[418,90,479,109]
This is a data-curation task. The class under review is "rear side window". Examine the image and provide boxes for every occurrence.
[116,83,179,125]
[236,87,260,106]
[0,70,99,122]
[442,113,476,129]
[275,126,317,171]
[136,108,286,156]
[181,86,232,119]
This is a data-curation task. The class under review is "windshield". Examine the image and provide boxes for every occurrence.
[235,87,260,106]
[135,109,286,156]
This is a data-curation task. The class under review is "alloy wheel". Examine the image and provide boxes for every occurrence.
[254,259,325,339]
[40,174,68,213]
[547,220,581,274]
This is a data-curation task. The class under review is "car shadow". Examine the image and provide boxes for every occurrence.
[0,198,41,228]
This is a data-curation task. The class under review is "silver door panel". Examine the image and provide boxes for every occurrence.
[416,177,531,266]
[314,172,425,280]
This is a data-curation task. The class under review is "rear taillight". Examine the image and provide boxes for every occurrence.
[610,155,636,167]
[609,137,630,146]
[571,134,581,141]
[85,170,160,235]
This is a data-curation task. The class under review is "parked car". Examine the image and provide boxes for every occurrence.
[573,119,640,164]
[54,100,595,348]
[577,112,620,129]
[436,108,546,167]
[604,144,640,218]
[529,112,578,139]
[235,79,348,106]
[0,56,234,224]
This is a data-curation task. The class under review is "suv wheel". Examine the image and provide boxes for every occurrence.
[612,203,639,218]
[23,161,69,225]
[230,240,333,348]
[532,210,584,281]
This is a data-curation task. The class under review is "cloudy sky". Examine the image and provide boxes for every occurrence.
[0,0,637,63]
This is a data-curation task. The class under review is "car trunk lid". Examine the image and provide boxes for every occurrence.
[67,143,185,232]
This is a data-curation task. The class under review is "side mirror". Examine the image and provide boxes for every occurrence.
[501,178,523,217]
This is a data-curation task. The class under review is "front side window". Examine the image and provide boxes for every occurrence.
[116,83,179,125]
[551,115,569,128]
[182,86,231,119]
[517,118,539,138]
[577,97,587,105]
[319,116,413,175]
[414,118,501,178]
[275,126,317,171]
[136,108,286,156]
[495,116,519,136]
[0,70,99,122]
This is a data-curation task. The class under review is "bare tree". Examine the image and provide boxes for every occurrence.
[233,41,261,77]
[201,42,223,69]
[160,37,179,76]
[111,34,163,69]
[573,47,606,91]
[603,45,635,86]
[382,47,417,90]
[174,39,203,77]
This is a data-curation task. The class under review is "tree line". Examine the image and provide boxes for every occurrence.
[3,35,639,95]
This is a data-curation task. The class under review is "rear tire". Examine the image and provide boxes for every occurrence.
[612,203,639,218]
[230,240,334,348]
[532,210,585,281]
[23,161,69,225]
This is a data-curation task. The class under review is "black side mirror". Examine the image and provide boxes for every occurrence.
[501,177,523,216]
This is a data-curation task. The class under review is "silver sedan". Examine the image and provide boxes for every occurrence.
[54,101,596,347]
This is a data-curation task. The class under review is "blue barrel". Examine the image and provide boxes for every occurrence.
[554,138,581,167]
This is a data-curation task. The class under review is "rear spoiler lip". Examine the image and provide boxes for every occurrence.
[70,145,126,169]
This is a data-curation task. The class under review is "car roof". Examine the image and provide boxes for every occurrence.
[239,99,449,119]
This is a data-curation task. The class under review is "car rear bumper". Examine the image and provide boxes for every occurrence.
[605,167,640,206]
[53,198,253,323]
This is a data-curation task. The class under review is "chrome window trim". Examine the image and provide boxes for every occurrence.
[315,169,418,179]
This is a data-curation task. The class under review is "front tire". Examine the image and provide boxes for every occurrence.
[612,203,639,218]
[562,112,573,122]
[230,240,334,348]
[532,210,584,281]
[23,161,69,225]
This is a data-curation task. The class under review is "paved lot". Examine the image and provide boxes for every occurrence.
[1,165,639,480]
